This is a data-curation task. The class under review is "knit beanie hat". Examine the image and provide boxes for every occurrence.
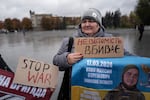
[81,8,102,26]
[80,8,105,31]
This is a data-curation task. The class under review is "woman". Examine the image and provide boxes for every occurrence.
[53,8,131,100]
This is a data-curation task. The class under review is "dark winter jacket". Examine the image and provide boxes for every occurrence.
[0,54,12,72]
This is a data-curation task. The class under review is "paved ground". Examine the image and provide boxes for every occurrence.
[0,28,150,100]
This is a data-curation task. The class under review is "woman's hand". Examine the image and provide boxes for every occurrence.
[67,53,83,65]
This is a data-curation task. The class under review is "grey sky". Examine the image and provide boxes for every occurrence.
[0,0,138,21]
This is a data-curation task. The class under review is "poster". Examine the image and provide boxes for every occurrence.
[71,56,150,100]
[74,37,124,58]
[13,57,59,88]
[0,69,53,100]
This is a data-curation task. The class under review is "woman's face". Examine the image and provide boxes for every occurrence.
[81,19,100,36]
[123,68,139,87]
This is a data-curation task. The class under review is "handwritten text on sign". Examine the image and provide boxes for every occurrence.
[13,57,59,88]
[74,37,124,58]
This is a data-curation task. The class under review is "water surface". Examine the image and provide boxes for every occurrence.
[0,29,150,100]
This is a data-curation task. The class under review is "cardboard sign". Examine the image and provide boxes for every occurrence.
[13,57,59,88]
[71,56,150,100]
[74,37,124,58]
[0,69,53,100]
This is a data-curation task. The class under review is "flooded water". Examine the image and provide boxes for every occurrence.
[0,28,150,100]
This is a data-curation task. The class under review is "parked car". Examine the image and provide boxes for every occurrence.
[0,29,9,33]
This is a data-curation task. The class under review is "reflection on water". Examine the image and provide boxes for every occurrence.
[107,29,150,57]
[0,30,75,71]
[0,29,150,100]
[0,30,75,100]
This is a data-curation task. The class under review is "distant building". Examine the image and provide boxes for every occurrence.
[30,10,53,30]
[29,10,81,30]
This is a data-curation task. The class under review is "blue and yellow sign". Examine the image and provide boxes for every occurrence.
[71,56,150,100]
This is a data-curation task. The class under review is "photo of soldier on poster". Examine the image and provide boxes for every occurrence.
[104,64,145,100]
